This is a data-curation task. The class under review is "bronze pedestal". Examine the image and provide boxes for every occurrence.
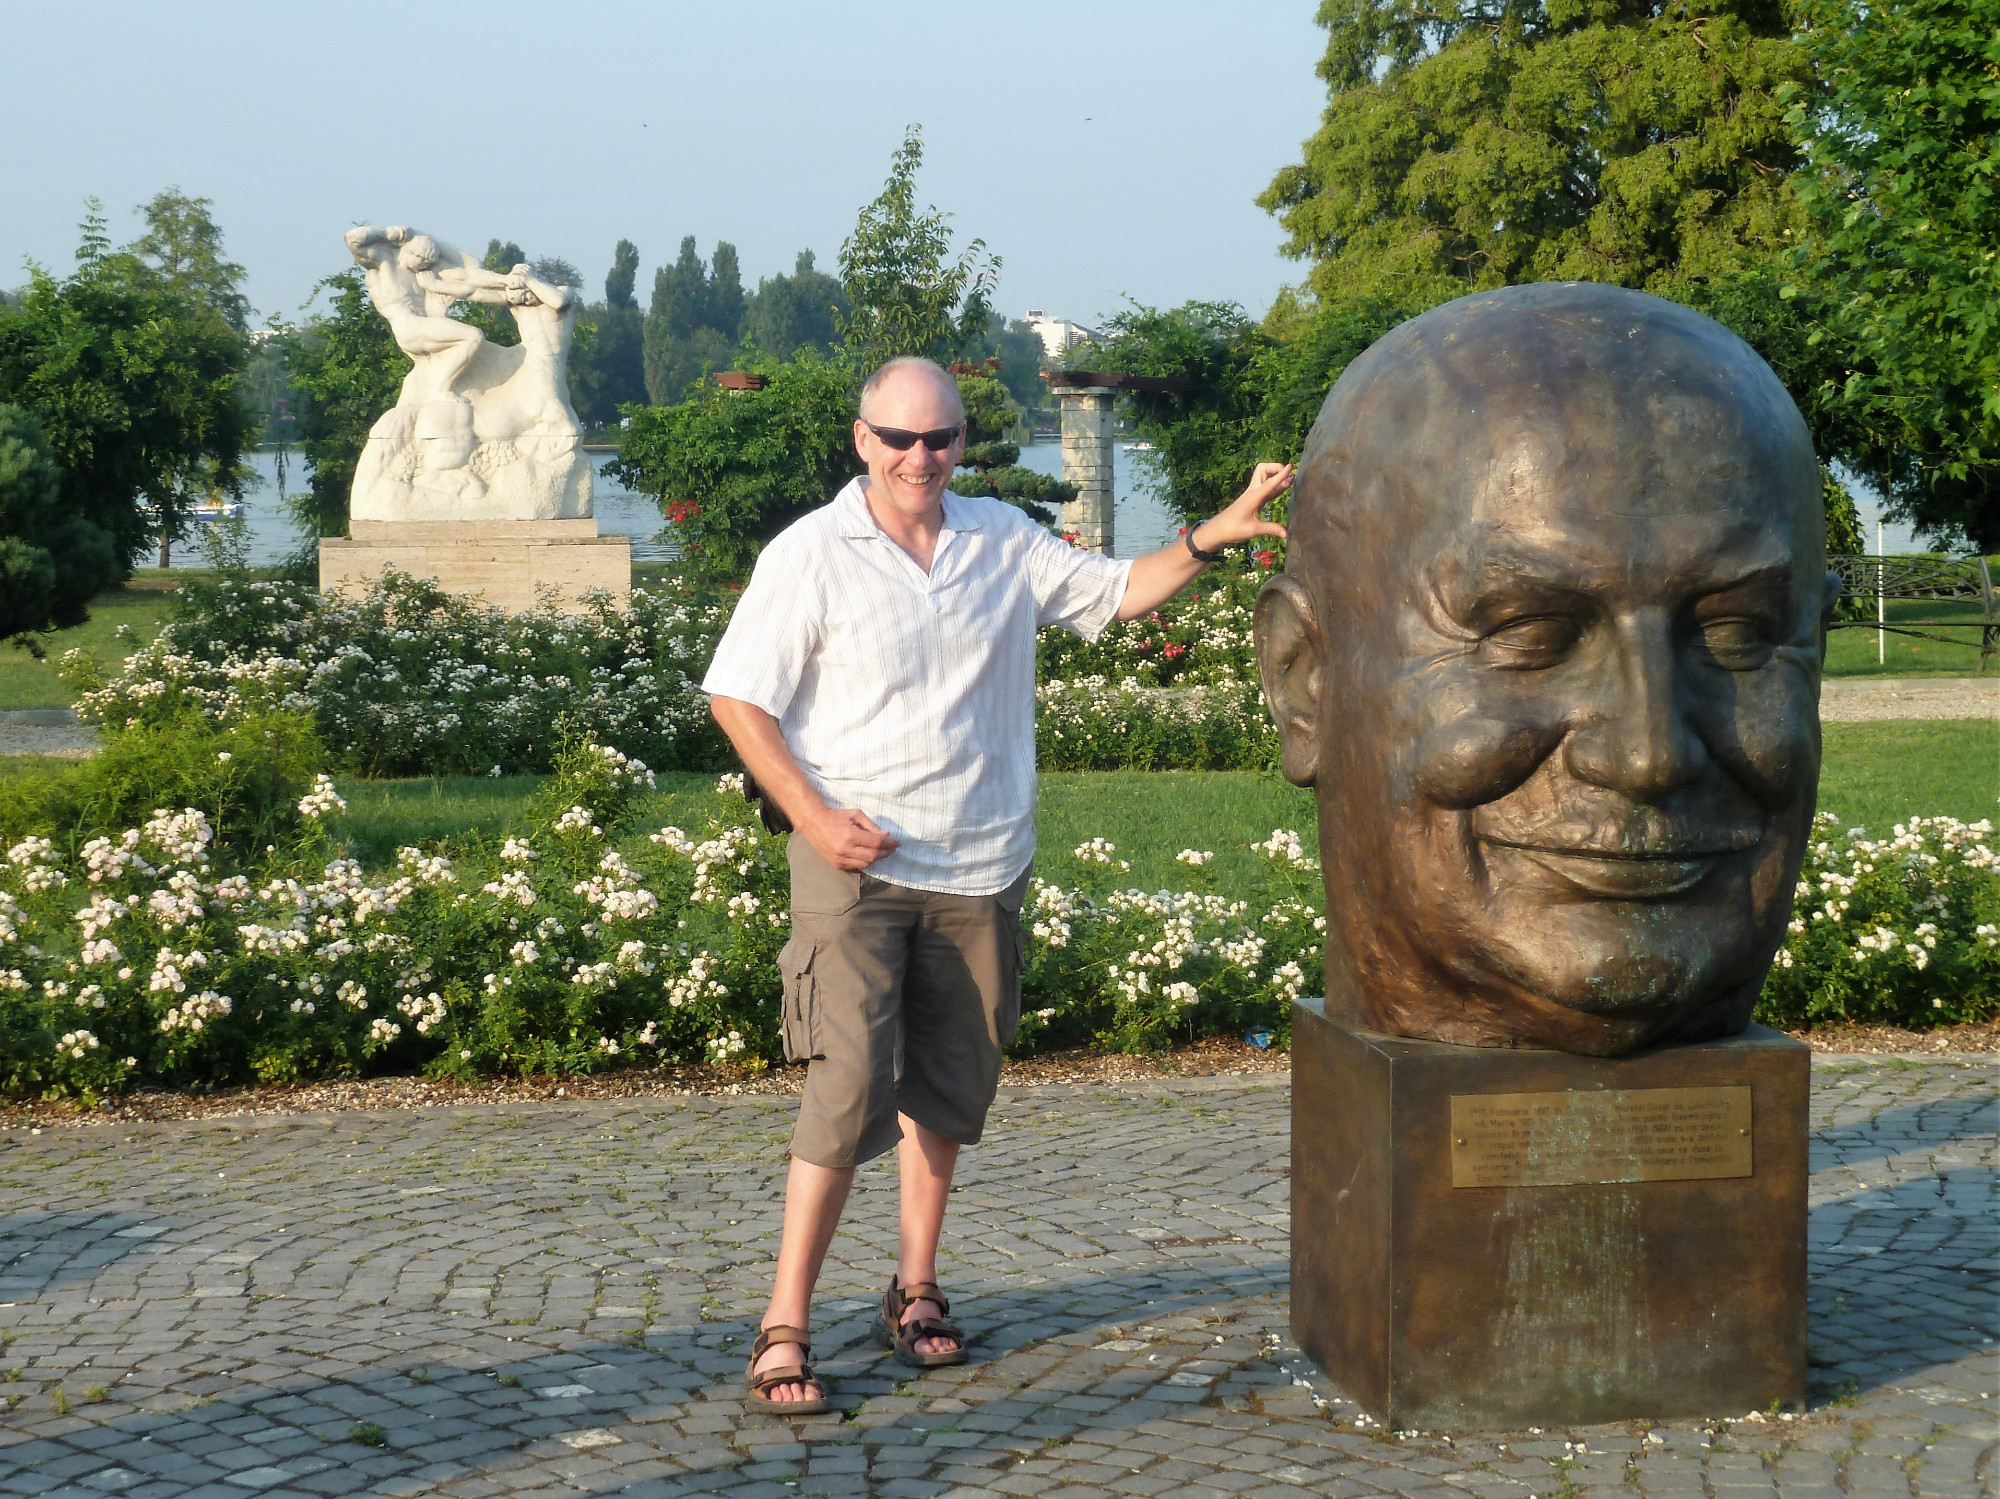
[1291,998,1808,1429]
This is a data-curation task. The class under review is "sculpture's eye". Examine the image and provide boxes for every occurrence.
[1479,615,1580,669]
[1695,616,1773,670]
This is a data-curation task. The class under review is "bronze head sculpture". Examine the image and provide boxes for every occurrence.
[1255,283,1839,1057]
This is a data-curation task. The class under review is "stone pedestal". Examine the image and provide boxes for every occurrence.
[1057,387,1115,553]
[318,519,631,614]
[1291,998,1808,1428]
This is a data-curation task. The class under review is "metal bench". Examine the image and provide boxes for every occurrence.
[1827,554,1996,674]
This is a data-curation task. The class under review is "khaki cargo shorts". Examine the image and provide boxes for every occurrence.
[778,837,1031,1169]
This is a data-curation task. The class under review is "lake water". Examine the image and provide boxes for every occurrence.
[165,449,680,568]
[172,441,1914,571]
[189,441,1181,569]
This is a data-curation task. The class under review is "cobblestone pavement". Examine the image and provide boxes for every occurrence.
[0,1057,1991,1499]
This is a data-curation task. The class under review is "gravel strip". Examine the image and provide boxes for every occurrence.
[1820,674,1996,721]
[0,1025,1984,1130]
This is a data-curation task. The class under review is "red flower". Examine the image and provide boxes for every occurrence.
[1254,550,1277,567]
[1163,643,1186,660]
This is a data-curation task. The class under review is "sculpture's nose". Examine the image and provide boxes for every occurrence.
[1562,610,1707,803]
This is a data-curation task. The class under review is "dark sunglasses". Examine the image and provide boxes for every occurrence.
[864,421,963,452]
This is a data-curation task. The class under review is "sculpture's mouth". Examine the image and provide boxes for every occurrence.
[1478,837,1749,899]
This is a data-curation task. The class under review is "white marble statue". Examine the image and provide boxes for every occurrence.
[343,225,593,523]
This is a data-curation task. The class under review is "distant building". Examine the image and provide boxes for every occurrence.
[1024,309,1097,361]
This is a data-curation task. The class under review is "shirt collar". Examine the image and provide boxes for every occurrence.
[836,477,984,540]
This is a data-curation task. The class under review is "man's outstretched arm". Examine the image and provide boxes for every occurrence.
[1115,461,1293,620]
[709,696,899,872]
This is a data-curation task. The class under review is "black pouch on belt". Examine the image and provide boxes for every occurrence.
[742,770,793,835]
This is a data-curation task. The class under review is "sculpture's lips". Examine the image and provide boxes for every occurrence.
[1479,836,1753,899]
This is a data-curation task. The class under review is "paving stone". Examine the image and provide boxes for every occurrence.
[0,1059,1991,1497]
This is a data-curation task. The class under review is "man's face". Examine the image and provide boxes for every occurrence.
[1260,335,1832,1054]
[853,368,964,524]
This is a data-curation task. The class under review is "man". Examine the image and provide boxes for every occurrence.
[702,355,1291,1409]
[1253,282,1839,1057]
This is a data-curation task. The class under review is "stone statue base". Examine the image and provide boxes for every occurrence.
[318,520,631,615]
[1290,998,1807,1427]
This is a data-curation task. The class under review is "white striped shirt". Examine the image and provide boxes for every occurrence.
[701,477,1132,895]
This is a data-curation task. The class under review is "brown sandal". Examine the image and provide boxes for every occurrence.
[874,1276,968,1368]
[743,1324,829,1414]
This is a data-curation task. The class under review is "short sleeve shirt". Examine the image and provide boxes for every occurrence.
[701,478,1132,894]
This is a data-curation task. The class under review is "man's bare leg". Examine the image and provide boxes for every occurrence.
[895,1113,963,1357]
[752,1155,854,1401]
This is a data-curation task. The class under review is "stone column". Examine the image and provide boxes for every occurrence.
[1057,387,1115,553]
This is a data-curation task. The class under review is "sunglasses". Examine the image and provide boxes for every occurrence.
[864,421,963,452]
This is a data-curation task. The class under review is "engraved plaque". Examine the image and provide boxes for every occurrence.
[1450,1085,1752,1188]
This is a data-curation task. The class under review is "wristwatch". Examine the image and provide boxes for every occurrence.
[1183,524,1226,564]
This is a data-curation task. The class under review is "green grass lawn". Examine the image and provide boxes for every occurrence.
[306,721,1995,877]
[0,588,178,710]
[1818,721,1997,831]
[1823,597,1991,678]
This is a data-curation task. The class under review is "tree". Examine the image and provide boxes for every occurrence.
[1260,0,1812,303]
[0,205,250,574]
[1784,0,1999,552]
[570,241,648,430]
[0,403,120,641]
[605,239,640,311]
[710,242,746,343]
[128,188,251,336]
[278,269,410,544]
[1070,297,1427,525]
[944,363,1072,523]
[741,250,848,360]
[611,347,862,579]
[837,126,999,365]
[643,237,737,402]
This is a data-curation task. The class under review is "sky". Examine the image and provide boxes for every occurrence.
[1,2,1331,330]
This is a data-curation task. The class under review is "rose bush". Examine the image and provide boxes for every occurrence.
[1757,813,1999,1030]
[2,734,1990,1100]
[63,558,1285,776]
[0,730,1336,1099]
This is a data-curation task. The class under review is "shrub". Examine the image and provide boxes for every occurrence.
[1756,814,1999,1030]
[0,741,1331,1098]
[65,571,732,777]
[0,706,321,856]
[71,559,1285,776]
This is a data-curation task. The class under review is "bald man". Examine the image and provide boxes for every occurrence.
[1254,283,1841,1058]
[703,355,1292,1410]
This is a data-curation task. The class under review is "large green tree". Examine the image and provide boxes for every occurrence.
[1784,0,1999,552]
[838,126,999,365]
[0,403,120,641]
[570,239,648,429]
[128,187,252,337]
[1261,0,1812,300]
[0,206,250,575]
[644,237,739,402]
[742,250,847,361]
[611,347,861,578]
[278,269,410,545]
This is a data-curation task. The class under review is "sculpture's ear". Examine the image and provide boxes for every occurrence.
[1818,568,1843,664]
[1254,573,1324,788]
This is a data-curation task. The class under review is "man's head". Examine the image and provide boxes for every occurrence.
[1255,283,1837,1055]
[398,234,439,273]
[854,356,966,524]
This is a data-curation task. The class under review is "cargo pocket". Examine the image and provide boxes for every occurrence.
[778,934,823,1063]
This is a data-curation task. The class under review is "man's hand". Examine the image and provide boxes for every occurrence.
[1192,462,1293,552]
[801,806,900,872]
[710,696,900,872]
[1115,460,1294,621]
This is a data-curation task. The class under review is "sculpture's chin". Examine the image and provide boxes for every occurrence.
[1355,977,1762,1058]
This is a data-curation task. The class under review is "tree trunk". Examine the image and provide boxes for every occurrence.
[159,533,171,570]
